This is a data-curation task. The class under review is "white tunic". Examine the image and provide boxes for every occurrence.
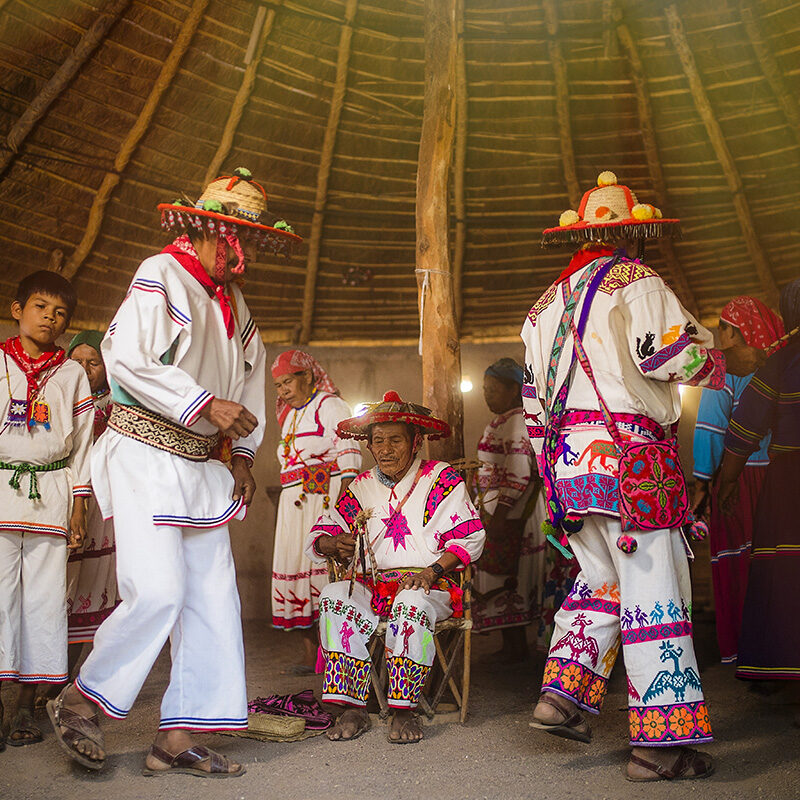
[306,457,486,571]
[0,357,93,537]
[92,252,266,526]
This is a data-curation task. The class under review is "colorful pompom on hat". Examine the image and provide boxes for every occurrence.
[541,171,680,247]
[157,167,302,256]
[336,390,451,441]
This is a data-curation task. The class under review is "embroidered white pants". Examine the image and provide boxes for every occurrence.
[541,516,713,747]
[77,468,247,731]
[0,531,67,683]
[319,580,452,709]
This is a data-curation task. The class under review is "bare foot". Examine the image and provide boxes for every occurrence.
[58,683,105,763]
[145,729,242,774]
[326,708,371,741]
[627,746,714,781]
[388,709,423,743]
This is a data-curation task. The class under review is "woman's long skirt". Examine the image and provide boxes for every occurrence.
[271,480,337,630]
[736,452,800,681]
[708,465,766,663]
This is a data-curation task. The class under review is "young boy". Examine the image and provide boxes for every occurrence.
[0,270,93,749]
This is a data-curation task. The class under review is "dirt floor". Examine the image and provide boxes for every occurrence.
[2,614,798,800]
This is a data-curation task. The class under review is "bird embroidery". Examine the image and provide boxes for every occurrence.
[551,613,600,667]
[642,641,702,703]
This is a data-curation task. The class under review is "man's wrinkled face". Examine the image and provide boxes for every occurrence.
[368,422,415,480]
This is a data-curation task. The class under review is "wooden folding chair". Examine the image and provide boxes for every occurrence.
[325,559,473,723]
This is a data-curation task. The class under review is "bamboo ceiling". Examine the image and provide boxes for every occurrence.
[1,0,799,344]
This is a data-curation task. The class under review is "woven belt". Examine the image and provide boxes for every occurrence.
[0,458,68,501]
[108,404,219,462]
[280,459,339,486]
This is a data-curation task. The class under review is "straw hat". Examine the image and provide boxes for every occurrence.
[542,171,680,247]
[157,167,302,256]
[337,391,451,441]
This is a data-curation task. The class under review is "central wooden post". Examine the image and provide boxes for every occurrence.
[416,0,463,462]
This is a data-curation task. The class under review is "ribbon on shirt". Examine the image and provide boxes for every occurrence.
[1,337,66,426]
[163,234,236,339]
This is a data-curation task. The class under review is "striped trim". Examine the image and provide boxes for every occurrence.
[108,321,117,336]
[76,676,129,719]
[230,445,255,463]
[152,497,245,529]
[711,541,751,563]
[695,421,726,435]
[73,486,93,497]
[179,390,213,427]
[1,671,68,683]
[159,716,247,731]
[240,316,257,349]
[72,397,94,417]
[131,278,191,326]
[751,544,800,558]
[0,521,66,536]
[737,665,800,678]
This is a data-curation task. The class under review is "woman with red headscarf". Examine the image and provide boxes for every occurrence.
[271,350,361,672]
[691,296,784,664]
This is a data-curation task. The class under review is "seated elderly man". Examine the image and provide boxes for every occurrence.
[305,391,485,744]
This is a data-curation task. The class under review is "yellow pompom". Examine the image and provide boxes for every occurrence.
[559,209,580,227]
[597,171,617,187]
[653,206,663,219]
[632,203,655,221]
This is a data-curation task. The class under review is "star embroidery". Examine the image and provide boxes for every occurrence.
[383,504,412,551]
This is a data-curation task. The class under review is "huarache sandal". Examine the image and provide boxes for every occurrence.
[46,685,105,770]
[529,693,592,744]
[388,712,423,744]
[7,708,43,747]
[626,747,714,782]
[141,744,246,778]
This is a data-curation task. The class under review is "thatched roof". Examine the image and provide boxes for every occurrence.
[1,0,799,343]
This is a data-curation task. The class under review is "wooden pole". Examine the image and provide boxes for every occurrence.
[665,4,779,305]
[613,6,699,317]
[453,0,467,330]
[299,0,358,344]
[543,0,581,210]
[0,0,132,179]
[63,0,208,279]
[417,0,463,462]
[204,5,277,184]
[739,0,800,136]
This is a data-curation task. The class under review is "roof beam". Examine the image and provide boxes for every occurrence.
[739,0,800,137]
[665,4,779,305]
[299,0,358,344]
[204,4,277,184]
[63,0,208,279]
[453,0,467,330]
[613,5,699,317]
[543,0,581,209]
[0,0,132,180]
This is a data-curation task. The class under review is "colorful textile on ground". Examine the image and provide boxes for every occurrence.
[720,296,785,351]
[273,389,360,631]
[736,451,800,681]
[272,350,340,426]
[541,516,712,746]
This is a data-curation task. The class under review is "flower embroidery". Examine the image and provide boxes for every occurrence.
[695,704,712,735]
[587,677,605,706]
[542,659,560,684]
[668,706,695,738]
[628,709,642,739]
[640,709,667,740]
[560,663,583,692]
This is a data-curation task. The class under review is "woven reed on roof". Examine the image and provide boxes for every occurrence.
[0,0,799,342]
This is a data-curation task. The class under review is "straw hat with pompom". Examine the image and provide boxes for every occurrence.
[336,391,451,441]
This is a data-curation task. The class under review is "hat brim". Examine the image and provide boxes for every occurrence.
[158,204,302,255]
[337,411,451,441]
[541,218,680,248]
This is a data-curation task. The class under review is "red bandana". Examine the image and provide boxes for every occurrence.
[720,296,785,352]
[162,235,236,339]
[557,245,617,284]
[1,337,66,424]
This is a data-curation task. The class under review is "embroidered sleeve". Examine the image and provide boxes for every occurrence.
[104,259,213,427]
[304,483,364,562]
[521,330,547,470]
[319,395,362,476]
[623,288,723,387]
[68,369,94,497]
[692,382,733,480]
[497,413,533,508]
[724,362,780,458]
[230,293,266,463]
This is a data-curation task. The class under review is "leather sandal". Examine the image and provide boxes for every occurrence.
[529,693,592,743]
[46,684,105,770]
[626,747,714,782]
[7,708,42,747]
[142,744,245,778]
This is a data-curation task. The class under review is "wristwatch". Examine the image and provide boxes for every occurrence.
[429,562,445,580]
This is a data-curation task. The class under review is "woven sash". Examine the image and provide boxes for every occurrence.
[0,457,68,500]
[108,404,219,462]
